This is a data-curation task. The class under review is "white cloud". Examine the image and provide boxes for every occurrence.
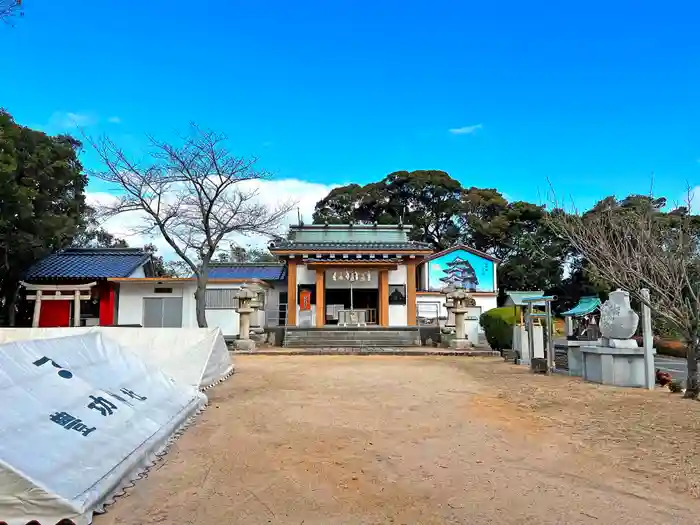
[448,124,482,135]
[87,178,339,261]
[107,116,122,124]
[431,263,441,270]
[46,111,97,130]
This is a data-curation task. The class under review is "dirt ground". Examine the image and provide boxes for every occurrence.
[98,356,700,525]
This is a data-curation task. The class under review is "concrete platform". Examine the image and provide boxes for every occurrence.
[232,347,500,357]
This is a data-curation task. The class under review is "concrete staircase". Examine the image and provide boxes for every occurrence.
[283,327,420,348]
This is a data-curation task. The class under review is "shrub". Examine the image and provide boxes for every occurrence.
[669,380,684,393]
[632,335,686,358]
[480,307,519,352]
[656,338,687,359]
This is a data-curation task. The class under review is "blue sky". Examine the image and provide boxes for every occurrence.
[3,0,699,213]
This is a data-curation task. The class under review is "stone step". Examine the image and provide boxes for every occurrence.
[284,340,419,348]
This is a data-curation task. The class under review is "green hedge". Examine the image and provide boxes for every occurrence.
[480,307,519,352]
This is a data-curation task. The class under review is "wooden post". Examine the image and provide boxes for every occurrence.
[406,261,417,326]
[32,290,42,327]
[379,269,389,327]
[73,290,81,327]
[315,269,325,327]
[287,260,297,326]
[641,288,655,390]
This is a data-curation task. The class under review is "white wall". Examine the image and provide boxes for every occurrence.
[128,265,146,278]
[296,264,315,285]
[415,293,497,333]
[117,281,196,328]
[204,282,244,337]
[388,265,407,326]
[116,280,260,338]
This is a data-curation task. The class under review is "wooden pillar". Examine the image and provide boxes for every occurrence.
[99,282,116,326]
[32,290,42,328]
[287,260,297,326]
[379,269,389,327]
[315,269,325,327]
[73,290,81,327]
[406,261,417,326]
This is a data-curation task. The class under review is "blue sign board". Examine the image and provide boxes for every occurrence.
[427,249,495,292]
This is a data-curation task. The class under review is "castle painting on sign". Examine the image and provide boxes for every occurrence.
[427,249,495,292]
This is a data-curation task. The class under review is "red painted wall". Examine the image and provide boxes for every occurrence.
[99,282,116,326]
[38,301,70,327]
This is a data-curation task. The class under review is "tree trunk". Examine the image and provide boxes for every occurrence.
[194,275,208,328]
[684,338,700,399]
[6,284,18,326]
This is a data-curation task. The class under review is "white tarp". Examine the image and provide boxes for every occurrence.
[0,332,206,525]
[0,327,234,390]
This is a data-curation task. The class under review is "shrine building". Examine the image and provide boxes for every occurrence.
[267,223,500,328]
[18,223,500,342]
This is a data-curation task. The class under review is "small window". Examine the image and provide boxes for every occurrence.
[388,285,406,305]
[205,288,240,309]
[154,287,173,294]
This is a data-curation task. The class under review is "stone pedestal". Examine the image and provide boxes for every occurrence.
[234,306,255,350]
[581,345,656,387]
[554,338,600,376]
[513,325,543,366]
[445,289,475,349]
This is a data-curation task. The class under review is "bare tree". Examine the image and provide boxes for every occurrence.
[1,0,22,22]
[546,195,700,398]
[90,125,296,327]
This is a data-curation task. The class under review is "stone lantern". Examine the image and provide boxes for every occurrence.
[242,282,266,342]
[233,286,257,350]
[445,288,474,349]
[440,284,457,334]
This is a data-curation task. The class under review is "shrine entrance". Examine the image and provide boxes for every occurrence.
[323,269,379,326]
[324,288,379,325]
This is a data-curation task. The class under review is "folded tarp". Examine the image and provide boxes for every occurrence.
[0,327,234,390]
[0,332,206,525]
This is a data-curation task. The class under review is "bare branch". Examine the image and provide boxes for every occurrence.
[545,189,700,397]
[0,0,21,23]
[87,124,297,327]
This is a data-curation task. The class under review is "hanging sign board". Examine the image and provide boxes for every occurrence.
[327,270,372,282]
[300,289,312,311]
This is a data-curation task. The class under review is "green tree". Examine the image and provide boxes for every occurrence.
[312,172,570,294]
[0,110,88,324]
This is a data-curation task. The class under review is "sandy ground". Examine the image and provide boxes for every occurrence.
[97,356,700,525]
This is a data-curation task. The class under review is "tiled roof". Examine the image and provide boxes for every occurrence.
[207,263,286,280]
[25,248,151,280]
[270,224,432,252]
[271,241,432,251]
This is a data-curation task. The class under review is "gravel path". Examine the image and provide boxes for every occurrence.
[97,356,700,525]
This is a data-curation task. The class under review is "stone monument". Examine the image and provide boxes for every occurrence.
[446,288,473,349]
[233,286,257,351]
[599,289,639,347]
[580,289,655,387]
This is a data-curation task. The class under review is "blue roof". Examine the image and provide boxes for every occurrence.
[25,248,151,280]
[561,297,601,317]
[207,263,286,281]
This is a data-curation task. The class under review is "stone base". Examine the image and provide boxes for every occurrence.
[234,339,256,351]
[567,346,583,377]
[602,337,639,349]
[581,345,655,388]
[448,338,472,350]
